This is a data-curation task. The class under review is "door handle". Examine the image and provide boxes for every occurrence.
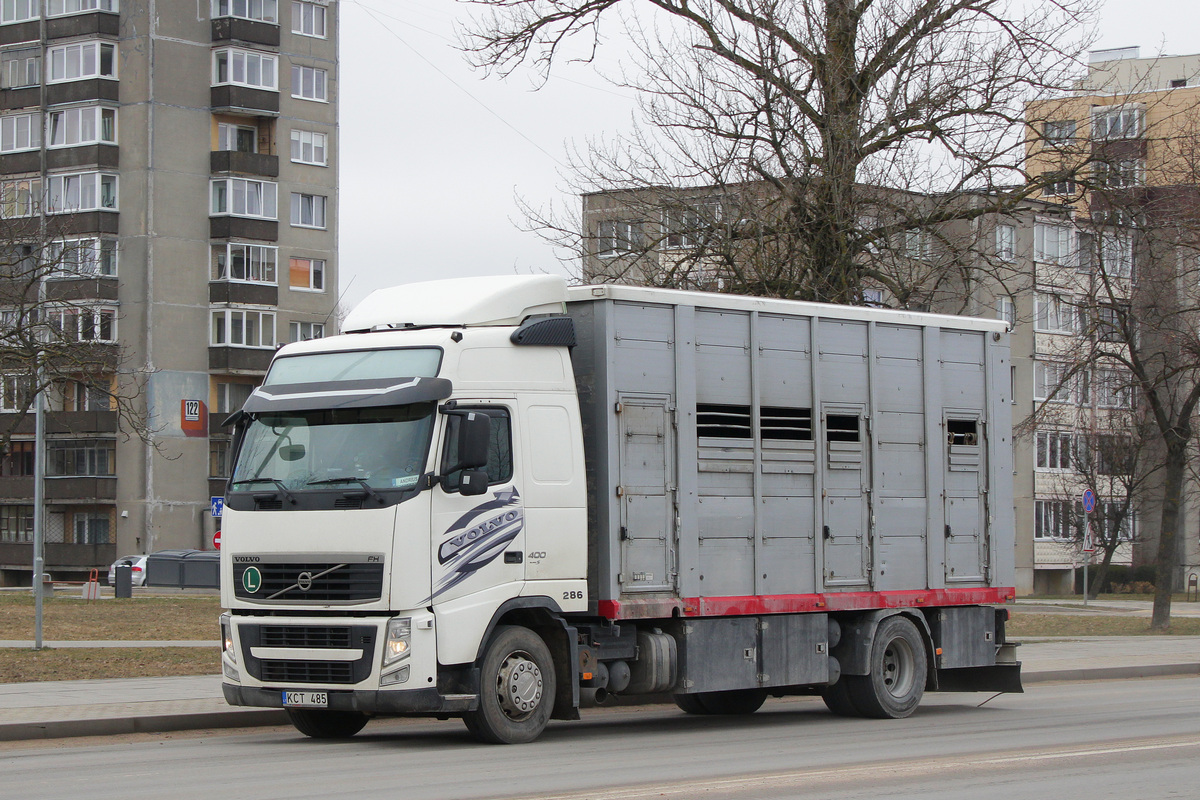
[823,525,831,540]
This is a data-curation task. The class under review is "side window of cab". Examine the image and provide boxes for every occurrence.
[441,407,513,493]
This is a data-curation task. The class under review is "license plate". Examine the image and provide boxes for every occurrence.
[282,690,327,708]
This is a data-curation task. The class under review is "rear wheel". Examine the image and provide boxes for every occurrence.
[463,625,556,744]
[821,679,862,717]
[673,693,709,715]
[286,709,369,739]
[848,615,927,719]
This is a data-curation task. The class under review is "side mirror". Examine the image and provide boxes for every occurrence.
[458,469,489,496]
[449,411,491,472]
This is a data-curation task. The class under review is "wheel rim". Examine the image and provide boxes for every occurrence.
[880,636,916,698]
[496,650,544,721]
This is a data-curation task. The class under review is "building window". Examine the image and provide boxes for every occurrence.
[289,192,326,228]
[0,505,33,543]
[0,111,39,153]
[212,48,278,91]
[217,122,257,153]
[903,229,931,259]
[1034,499,1077,540]
[0,374,31,412]
[47,0,119,16]
[288,256,324,291]
[1041,172,1075,198]
[291,64,327,101]
[1094,368,1132,409]
[63,379,110,411]
[1,47,39,88]
[73,510,112,544]
[46,171,117,213]
[1,0,37,23]
[1098,234,1133,279]
[1035,430,1073,470]
[995,224,1015,261]
[212,0,277,22]
[210,178,277,219]
[0,176,40,218]
[1092,303,1126,343]
[291,0,326,37]
[1095,159,1143,189]
[596,220,639,257]
[47,106,117,148]
[1043,119,1076,144]
[211,308,276,348]
[1092,106,1143,140]
[1035,361,1085,404]
[48,238,118,276]
[997,296,1015,327]
[215,380,255,413]
[289,320,324,341]
[290,129,326,165]
[212,242,276,283]
[663,201,722,249]
[210,438,230,478]
[2,441,33,476]
[47,41,117,83]
[1035,292,1074,334]
[47,306,116,342]
[1034,223,1071,265]
[48,439,115,476]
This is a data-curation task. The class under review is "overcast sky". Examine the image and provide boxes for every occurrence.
[337,0,1193,313]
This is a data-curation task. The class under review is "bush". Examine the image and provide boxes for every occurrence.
[1075,564,1157,595]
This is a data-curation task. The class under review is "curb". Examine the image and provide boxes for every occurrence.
[3,664,1196,742]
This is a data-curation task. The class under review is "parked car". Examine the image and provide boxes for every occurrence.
[107,555,148,587]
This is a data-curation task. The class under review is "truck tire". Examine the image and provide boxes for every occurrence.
[286,709,369,739]
[846,615,927,719]
[821,680,863,717]
[673,689,767,715]
[463,625,556,744]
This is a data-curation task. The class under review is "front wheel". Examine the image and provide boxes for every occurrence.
[463,625,556,744]
[847,615,927,719]
[286,709,369,739]
[673,689,767,715]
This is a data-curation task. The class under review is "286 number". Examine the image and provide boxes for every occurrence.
[562,590,584,600]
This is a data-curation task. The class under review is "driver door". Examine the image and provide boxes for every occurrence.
[428,405,525,606]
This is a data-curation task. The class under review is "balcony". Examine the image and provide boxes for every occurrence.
[46,79,119,106]
[0,21,38,46]
[209,281,278,306]
[0,475,116,502]
[0,542,117,571]
[0,87,40,111]
[211,86,279,116]
[47,211,120,236]
[0,151,40,174]
[210,150,278,178]
[45,11,120,39]
[209,347,273,373]
[209,216,277,241]
[0,411,119,436]
[45,276,119,303]
[211,17,280,47]
[47,144,120,171]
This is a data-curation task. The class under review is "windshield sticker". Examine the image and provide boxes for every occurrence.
[431,489,523,599]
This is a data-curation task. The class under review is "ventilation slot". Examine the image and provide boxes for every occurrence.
[697,403,752,439]
[761,406,812,441]
[825,414,861,442]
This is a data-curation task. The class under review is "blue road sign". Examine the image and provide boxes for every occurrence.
[1081,488,1096,514]
[211,496,225,517]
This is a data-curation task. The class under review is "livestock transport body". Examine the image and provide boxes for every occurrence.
[219,275,1021,743]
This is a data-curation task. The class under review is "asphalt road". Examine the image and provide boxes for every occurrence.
[5,677,1199,800]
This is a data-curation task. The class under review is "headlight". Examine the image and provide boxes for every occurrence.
[221,619,236,664]
[383,617,411,668]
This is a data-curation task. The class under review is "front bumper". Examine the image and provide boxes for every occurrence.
[222,683,477,716]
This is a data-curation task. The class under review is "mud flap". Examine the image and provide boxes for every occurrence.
[935,663,1024,693]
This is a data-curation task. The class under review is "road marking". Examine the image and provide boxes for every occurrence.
[517,736,1200,800]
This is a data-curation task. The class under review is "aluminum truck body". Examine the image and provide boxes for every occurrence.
[220,275,1020,743]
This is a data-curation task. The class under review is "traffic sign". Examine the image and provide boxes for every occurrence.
[213,530,221,550]
[1081,488,1096,514]
[211,496,224,517]
[1082,522,1096,553]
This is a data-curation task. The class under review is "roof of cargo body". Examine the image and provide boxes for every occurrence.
[568,284,1009,334]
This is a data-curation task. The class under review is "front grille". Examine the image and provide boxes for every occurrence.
[260,660,354,684]
[334,498,363,509]
[233,561,385,602]
[260,625,353,649]
[255,498,284,510]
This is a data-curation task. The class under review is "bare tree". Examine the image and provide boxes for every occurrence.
[467,0,1097,304]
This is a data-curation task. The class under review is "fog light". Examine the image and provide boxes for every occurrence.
[383,617,411,668]
[380,665,410,686]
[223,661,240,682]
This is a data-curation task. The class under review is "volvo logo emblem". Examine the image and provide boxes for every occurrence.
[297,571,313,592]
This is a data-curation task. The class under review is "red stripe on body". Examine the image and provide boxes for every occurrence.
[597,587,1015,621]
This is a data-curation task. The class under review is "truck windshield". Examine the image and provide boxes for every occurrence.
[230,402,437,492]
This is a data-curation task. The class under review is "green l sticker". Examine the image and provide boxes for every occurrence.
[242,566,262,593]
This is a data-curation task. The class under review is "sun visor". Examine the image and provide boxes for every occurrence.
[241,376,453,414]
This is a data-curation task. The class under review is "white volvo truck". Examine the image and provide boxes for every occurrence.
[219,275,1021,743]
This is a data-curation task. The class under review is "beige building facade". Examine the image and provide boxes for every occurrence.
[0,0,339,583]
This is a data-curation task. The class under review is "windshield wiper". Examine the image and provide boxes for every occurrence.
[231,477,297,504]
[306,476,382,502]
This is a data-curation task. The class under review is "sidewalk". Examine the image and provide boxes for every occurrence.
[0,635,1195,742]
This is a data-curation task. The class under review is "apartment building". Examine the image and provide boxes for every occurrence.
[0,0,339,584]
